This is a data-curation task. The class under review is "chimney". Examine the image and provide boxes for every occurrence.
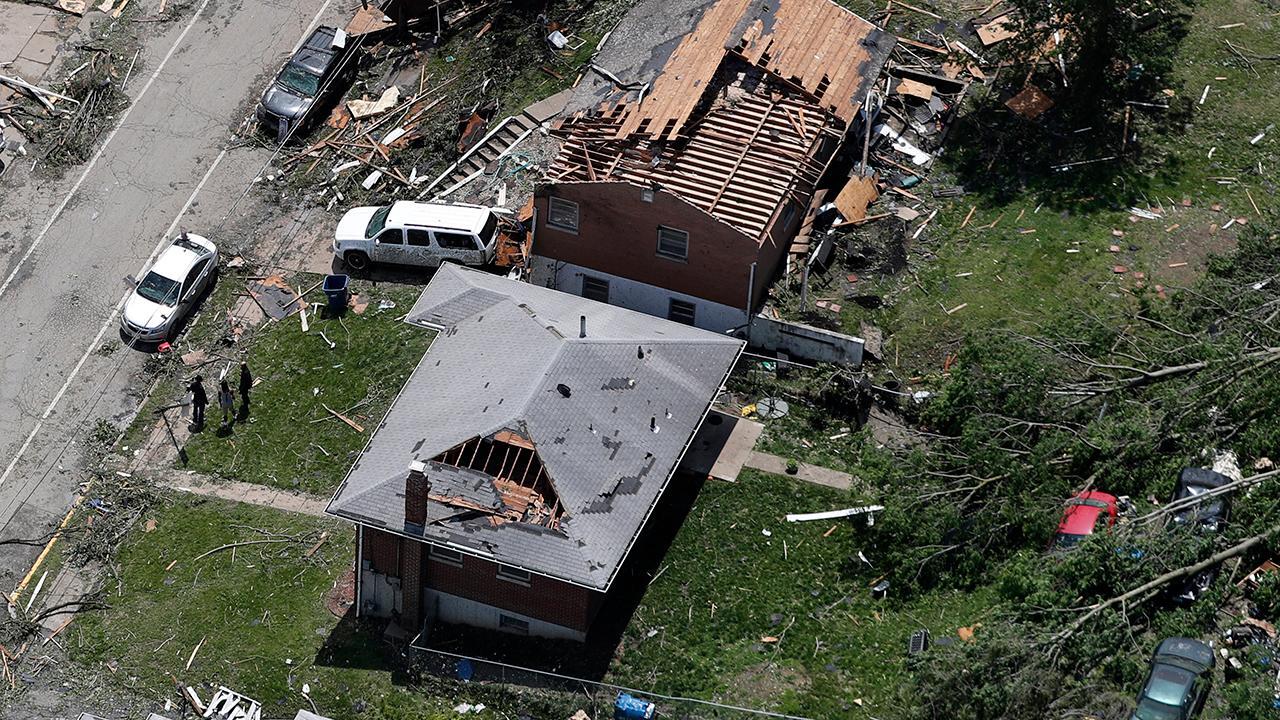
[404,460,429,531]
[579,315,587,338]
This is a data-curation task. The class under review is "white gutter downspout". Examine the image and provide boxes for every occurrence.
[355,525,364,618]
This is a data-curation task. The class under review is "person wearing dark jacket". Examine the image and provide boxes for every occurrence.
[238,362,253,418]
[189,376,207,429]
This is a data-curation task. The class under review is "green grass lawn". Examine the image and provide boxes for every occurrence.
[71,494,486,719]
[182,278,433,495]
[606,469,998,718]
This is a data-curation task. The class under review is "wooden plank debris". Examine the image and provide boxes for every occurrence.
[322,403,365,433]
[976,14,1018,45]
[346,4,395,36]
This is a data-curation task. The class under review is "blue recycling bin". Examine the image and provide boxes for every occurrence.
[614,692,655,720]
[322,274,349,316]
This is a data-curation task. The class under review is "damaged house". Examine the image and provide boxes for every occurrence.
[528,0,895,332]
[325,263,743,641]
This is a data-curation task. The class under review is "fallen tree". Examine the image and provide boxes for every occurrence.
[1054,526,1280,643]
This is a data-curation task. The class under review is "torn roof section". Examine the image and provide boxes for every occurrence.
[562,0,896,138]
[326,263,744,591]
[548,0,895,242]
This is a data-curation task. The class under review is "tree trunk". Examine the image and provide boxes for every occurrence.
[1055,526,1279,642]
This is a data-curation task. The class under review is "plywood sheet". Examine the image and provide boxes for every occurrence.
[1005,84,1054,119]
[833,174,879,221]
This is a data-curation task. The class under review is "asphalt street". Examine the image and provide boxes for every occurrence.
[0,0,342,584]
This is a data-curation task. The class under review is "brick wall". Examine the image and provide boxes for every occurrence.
[357,529,602,633]
[363,528,402,575]
[534,183,765,310]
[425,549,600,632]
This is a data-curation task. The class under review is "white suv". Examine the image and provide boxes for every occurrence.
[333,201,499,272]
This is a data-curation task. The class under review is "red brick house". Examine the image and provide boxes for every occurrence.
[528,0,894,332]
[326,264,743,641]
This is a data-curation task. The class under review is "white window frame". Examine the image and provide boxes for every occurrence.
[547,196,580,233]
[429,545,463,567]
[656,225,689,262]
[496,563,532,586]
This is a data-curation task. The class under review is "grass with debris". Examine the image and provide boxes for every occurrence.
[181,278,433,495]
[788,0,1279,376]
[69,494,492,719]
[606,469,998,718]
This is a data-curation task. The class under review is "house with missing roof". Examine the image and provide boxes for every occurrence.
[527,0,895,333]
[325,263,743,641]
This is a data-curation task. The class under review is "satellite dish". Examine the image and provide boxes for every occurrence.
[756,397,790,419]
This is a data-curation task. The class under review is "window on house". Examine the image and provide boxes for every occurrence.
[668,299,696,325]
[582,275,609,304]
[547,197,579,232]
[435,231,478,250]
[499,614,530,634]
[496,564,531,585]
[429,545,463,566]
[406,229,432,247]
[656,226,689,261]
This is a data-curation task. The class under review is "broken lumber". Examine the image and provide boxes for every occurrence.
[0,75,81,107]
[185,636,206,671]
[322,403,365,433]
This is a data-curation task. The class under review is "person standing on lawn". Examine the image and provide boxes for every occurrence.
[219,379,235,426]
[238,362,253,418]
[189,376,207,430]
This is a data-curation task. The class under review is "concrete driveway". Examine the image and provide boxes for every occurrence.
[0,0,344,583]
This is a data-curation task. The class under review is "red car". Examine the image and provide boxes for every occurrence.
[1052,491,1119,549]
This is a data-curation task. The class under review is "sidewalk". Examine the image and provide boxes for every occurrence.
[744,450,855,491]
[162,475,330,517]
[0,1,76,98]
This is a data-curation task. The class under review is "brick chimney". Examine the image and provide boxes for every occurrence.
[404,460,429,532]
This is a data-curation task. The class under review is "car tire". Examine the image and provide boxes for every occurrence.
[344,250,370,273]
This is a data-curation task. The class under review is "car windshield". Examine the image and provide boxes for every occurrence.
[278,63,320,97]
[136,271,180,306]
[1133,698,1182,720]
[365,205,392,238]
[1144,665,1193,706]
[1054,532,1086,549]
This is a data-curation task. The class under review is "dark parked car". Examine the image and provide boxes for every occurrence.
[1052,490,1118,550]
[256,25,351,141]
[1131,637,1214,720]
[1171,468,1231,533]
[1169,468,1233,604]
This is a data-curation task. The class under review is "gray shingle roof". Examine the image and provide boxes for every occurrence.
[327,264,743,590]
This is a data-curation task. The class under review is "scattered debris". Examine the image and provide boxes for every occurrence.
[786,505,885,524]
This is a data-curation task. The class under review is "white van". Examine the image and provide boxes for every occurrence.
[332,201,500,271]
